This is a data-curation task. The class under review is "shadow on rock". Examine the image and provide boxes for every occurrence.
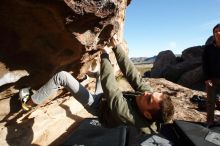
[0,93,37,145]
[49,103,84,146]
[0,94,21,123]
[6,117,36,146]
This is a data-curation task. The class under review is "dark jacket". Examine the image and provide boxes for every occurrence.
[98,44,157,134]
[202,43,220,80]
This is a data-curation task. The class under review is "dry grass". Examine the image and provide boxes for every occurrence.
[116,63,153,88]
[135,64,153,76]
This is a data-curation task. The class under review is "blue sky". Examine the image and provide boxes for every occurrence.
[124,0,220,57]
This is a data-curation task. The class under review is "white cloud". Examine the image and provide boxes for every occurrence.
[164,41,177,51]
[168,41,177,49]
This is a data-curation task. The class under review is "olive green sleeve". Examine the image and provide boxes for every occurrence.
[100,52,157,134]
[113,44,153,92]
[100,53,135,123]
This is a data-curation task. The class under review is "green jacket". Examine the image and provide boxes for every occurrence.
[98,44,157,134]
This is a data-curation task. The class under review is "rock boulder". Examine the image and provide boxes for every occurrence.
[150,44,206,90]
[150,50,176,78]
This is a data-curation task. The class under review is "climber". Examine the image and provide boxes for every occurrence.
[19,36,174,134]
[202,23,220,127]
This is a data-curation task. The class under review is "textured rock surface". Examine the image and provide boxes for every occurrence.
[0,89,94,146]
[177,66,203,88]
[181,46,203,61]
[0,0,129,145]
[150,50,176,78]
[0,0,128,88]
[163,59,201,83]
[151,45,205,90]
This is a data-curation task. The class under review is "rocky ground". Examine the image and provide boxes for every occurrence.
[0,62,220,145]
[1,65,220,145]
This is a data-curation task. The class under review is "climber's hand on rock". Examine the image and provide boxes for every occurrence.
[101,45,112,54]
[109,34,119,49]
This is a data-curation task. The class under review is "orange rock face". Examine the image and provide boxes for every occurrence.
[0,0,128,88]
[0,0,129,145]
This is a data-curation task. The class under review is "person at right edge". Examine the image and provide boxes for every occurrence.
[202,23,220,127]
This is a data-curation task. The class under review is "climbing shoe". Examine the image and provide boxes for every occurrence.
[19,87,32,111]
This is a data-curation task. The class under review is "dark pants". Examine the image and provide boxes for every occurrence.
[206,79,220,125]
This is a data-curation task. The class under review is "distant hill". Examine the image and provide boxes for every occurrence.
[130,53,181,65]
[130,56,156,64]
